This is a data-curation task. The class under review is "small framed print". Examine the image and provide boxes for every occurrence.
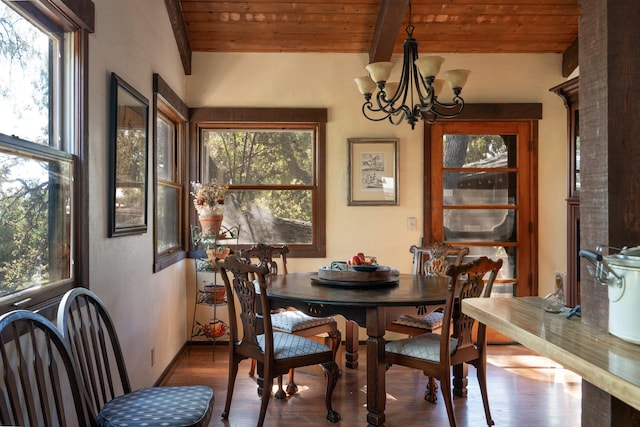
[347,138,398,206]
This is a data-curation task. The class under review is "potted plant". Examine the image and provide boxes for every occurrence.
[191,181,228,236]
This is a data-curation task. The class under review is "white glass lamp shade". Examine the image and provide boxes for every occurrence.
[383,82,399,99]
[365,62,394,83]
[443,69,471,90]
[432,79,445,97]
[354,76,377,95]
[415,56,445,79]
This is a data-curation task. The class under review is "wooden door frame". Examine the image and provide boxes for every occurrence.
[422,104,541,297]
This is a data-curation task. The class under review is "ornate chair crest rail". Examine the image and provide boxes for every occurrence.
[218,255,341,427]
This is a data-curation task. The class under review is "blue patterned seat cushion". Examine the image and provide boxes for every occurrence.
[257,332,331,359]
[385,333,458,362]
[97,385,213,427]
[270,309,335,333]
[391,311,444,330]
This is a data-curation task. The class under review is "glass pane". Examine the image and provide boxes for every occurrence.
[157,184,180,252]
[226,189,312,245]
[444,209,516,242]
[444,171,516,205]
[442,134,510,168]
[0,2,52,145]
[462,246,517,284]
[0,149,72,297]
[156,115,175,181]
[202,129,313,185]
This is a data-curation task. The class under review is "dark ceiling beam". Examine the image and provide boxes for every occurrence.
[562,37,579,77]
[368,0,409,64]
[164,0,192,75]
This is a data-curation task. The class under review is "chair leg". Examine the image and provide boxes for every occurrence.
[328,328,342,360]
[222,356,240,420]
[286,368,298,395]
[275,375,287,400]
[477,358,495,426]
[249,358,256,377]
[440,375,457,427]
[424,376,438,403]
[257,374,273,427]
[256,362,264,396]
[320,361,341,423]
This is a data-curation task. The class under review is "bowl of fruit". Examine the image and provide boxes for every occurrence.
[348,252,378,272]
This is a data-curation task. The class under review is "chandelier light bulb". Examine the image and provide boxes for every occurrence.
[444,69,471,92]
[414,56,445,79]
[365,62,394,85]
[354,76,377,97]
[383,82,399,100]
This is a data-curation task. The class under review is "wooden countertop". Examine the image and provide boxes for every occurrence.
[462,296,640,411]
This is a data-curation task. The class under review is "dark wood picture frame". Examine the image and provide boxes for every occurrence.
[347,138,399,206]
[108,73,149,237]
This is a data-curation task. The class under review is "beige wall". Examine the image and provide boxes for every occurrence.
[188,52,569,294]
[85,0,571,389]
[87,0,187,388]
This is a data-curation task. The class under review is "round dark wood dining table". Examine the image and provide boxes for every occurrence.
[266,272,450,427]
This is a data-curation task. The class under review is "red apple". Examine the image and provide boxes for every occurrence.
[356,252,365,262]
[350,255,361,265]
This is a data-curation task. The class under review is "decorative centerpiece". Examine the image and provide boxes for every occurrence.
[191,181,229,236]
[316,252,398,287]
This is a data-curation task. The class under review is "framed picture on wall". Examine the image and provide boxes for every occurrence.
[347,138,399,206]
[108,72,149,237]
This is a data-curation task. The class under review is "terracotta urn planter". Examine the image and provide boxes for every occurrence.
[198,213,223,237]
[203,284,226,305]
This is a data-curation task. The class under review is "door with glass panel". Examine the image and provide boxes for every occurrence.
[430,121,535,297]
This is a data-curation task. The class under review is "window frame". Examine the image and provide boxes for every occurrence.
[153,73,188,272]
[0,0,93,315]
[189,108,327,258]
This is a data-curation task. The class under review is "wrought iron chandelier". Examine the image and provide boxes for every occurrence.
[354,2,470,129]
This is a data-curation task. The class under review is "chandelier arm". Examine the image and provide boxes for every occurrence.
[425,97,466,119]
[361,100,412,124]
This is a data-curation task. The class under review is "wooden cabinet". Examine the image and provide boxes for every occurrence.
[550,77,580,307]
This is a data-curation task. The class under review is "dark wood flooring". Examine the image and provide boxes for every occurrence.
[160,343,581,427]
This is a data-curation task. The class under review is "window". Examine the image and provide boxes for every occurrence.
[153,74,187,272]
[190,108,327,258]
[0,0,92,311]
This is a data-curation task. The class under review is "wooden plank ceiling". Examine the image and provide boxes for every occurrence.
[178,0,580,55]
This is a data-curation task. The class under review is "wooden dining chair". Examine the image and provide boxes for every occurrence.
[386,242,469,401]
[237,243,341,399]
[387,243,470,336]
[218,255,341,427]
[0,309,97,427]
[56,287,214,427]
[385,256,502,427]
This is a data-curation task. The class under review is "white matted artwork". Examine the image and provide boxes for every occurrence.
[347,138,398,206]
